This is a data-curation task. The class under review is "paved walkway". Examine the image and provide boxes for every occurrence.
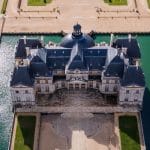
[1,0,150,33]
[15,105,140,113]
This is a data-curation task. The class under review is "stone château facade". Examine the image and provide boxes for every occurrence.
[10,24,145,108]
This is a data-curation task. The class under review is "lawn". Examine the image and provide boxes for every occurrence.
[1,0,8,14]
[119,116,141,150]
[14,116,36,150]
[147,0,150,8]
[28,0,52,6]
[104,0,127,5]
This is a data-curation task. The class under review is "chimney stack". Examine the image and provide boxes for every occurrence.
[23,36,26,45]
[128,34,132,42]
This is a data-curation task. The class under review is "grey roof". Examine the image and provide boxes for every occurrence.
[10,66,33,86]
[112,38,141,59]
[30,56,52,77]
[121,66,145,87]
[84,48,107,70]
[104,55,124,78]
[46,48,71,70]
[60,24,95,48]
[67,44,87,70]
[15,38,43,59]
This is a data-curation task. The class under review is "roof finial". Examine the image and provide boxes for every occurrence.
[72,23,82,37]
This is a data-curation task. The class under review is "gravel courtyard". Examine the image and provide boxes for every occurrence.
[39,113,119,150]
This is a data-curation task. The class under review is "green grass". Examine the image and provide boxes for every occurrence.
[1,0,8,14]
[14,116,36,150]
[119,116,141,150]
[104,0,127,5]
[147,0,150,8]
[28,0,52,6]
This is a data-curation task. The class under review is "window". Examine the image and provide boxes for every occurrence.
[55,83,58,89]
[16,96,21,101]
[62,82,65,88]
[69,84,73,89]
[25,90,28,94]
[106,80,109,84]
[46,86,49,92]
[134,99,138,102]
[105,86,109,92]
[136,90,139,94]
[96,83,99,88]
[89,83,93,88]
[37,80,40,84]
[81,84,85,89]
[125,98,128,102]
[115,80,118,84]
[45,80,48,84]
[26,97,30,101]
[113,86,117,92]
[37,87,41,92]
[126,90,129,94]
[16,90,19,94]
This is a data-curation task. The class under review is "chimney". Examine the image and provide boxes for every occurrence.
[128,34,132,42]
[23,36,26,45]
[26,47,30,57]
[110,33,114,46]
[136,60,139,69]
[41,36,44,45]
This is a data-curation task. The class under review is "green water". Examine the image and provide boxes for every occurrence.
[0,34,150,150]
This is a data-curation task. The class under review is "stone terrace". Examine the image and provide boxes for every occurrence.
[2,0,150,33]
[36,89,117,107]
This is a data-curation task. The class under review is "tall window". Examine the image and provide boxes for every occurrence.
[105,86,109,92]
[125,98,128,102]
[62,82,65,88]
[37,87,41,92]
[25,90,28,94]
[26,97,30,101]
[46,86,49,92]
[113,86,117,92]
[16,96,21,101]
[45,80,48,84]
[126,90,129,94]
[136,90,139,94]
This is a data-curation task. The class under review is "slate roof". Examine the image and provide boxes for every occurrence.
[15,38,43,59]
[121,66,145,87]
[10,66,33,86]
[60,24,95,48]
[104,55,124,78]
[112,38,141,59]
[46,48,71,70]
[67,44,87,70]
[30,55,52,77]
[84,48,107,70]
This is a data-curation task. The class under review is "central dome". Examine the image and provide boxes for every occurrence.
[60,24,95,48]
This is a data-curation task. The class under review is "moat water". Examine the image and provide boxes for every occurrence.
[0,34,150,150]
